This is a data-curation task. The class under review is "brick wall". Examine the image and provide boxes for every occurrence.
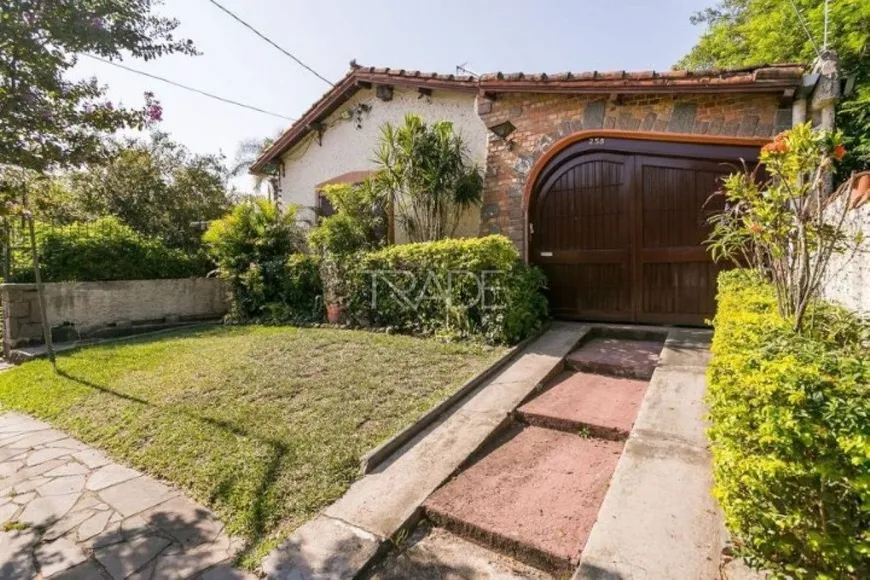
[477,92,791,252]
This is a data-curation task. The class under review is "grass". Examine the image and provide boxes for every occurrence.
[0,325,507,566]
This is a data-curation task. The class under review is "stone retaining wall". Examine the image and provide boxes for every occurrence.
[1,278,228,352]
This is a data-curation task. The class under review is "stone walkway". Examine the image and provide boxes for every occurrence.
[0,413,254,580]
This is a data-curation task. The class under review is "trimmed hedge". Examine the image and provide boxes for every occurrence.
[8,217,209,283]
[707,270,869,578]
[345,235,548,344]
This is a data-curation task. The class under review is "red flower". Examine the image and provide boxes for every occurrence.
[762,140,789,155]
[833,144,846,161]
[748,222,764,234]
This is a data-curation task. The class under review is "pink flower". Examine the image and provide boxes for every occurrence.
[143,92,163,124]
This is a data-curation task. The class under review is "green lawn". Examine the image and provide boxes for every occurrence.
[0,325,507,566]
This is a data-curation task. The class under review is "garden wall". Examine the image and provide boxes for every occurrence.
[1,278,228,351]
[822,201,870,318]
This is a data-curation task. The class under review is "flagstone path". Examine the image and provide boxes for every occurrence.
[0,412,255,580]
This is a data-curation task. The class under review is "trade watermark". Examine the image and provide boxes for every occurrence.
[363,269,508,311]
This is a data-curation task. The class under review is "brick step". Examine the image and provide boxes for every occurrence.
[565,336,664,380]
[517,371,648,440]
[423,425,624,575]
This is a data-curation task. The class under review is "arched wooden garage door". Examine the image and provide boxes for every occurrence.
[529,135,762,326]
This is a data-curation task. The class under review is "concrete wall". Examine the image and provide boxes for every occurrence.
[1,278,228,350]
[823,201,870,318]
[277,85,487,240]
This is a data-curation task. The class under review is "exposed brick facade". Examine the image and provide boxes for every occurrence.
[478,92,791,252]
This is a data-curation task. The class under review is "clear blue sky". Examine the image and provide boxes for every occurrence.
[71,0,712,190]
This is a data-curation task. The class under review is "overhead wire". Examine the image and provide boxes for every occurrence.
[204,0,335,87]
[786,0,823,59]
[80,54,296,121]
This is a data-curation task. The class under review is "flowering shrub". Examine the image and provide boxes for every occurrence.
[707,123,867,331]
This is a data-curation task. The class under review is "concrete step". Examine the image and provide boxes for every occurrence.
[565,336,663,380]
[517,371,648,440]
[423,425,623,574]
[370,523,554,579]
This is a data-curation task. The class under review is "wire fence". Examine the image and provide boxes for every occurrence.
[0,217,104,283]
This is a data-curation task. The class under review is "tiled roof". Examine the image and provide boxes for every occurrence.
[477,64,805,93]
[251,62,805,173]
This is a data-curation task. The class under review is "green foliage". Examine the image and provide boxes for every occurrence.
[204,199,320,323]
[707,270,870,578]
[67,132,231,251]
[0,165,92,224]
[345,235,548,344]
[677,0,870,172]
[706,123,861,331]
[308,182,387,256]
[0,0,197,172]
[8,217,209,282]
[372,113,483,242]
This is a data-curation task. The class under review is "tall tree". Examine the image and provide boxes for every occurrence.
[69,132,231,250]
[677,0,870,172]
[372,114,483,242]
[0,0,197,172]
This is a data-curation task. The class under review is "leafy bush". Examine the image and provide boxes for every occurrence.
[706,123,864,331]
[308,182,388,316]
[308,182,387,256]
[8,217,209,283]
[345,235,547,344]
[707,270,869,578]
[204,200,322,322]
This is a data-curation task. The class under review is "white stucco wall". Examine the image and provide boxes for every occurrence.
[277,86,487,240]
[822,201,870,318]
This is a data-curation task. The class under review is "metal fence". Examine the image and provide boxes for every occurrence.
[0,217,103,283]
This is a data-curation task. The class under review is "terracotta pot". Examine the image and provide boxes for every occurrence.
[326,302,344,324]
[850,174,870,209]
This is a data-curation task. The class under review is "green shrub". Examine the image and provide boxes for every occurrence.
[345,235,547,344]
[308,182,387,256]
[204,200,322,323]
[8,217,209,282]
[707,270,869,578]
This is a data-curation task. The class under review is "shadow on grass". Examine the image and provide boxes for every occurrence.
[54,365,290,566]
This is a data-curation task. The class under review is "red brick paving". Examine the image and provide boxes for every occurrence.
[565,337,662,379]
[424,426,623,573]
[518,371,647,438]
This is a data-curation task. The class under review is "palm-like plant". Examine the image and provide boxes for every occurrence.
[372,114,482,242]
[230,134,280,202]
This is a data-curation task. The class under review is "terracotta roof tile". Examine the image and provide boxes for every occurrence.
[251,62,805,173]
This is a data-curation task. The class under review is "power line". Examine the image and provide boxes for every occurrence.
[204,0,335,87]
[787,0,823,59]
[81,54,296,121]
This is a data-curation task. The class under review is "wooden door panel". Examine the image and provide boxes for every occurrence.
[635,157,729,325]
[534,154,632,321]
[531,141,756,327]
